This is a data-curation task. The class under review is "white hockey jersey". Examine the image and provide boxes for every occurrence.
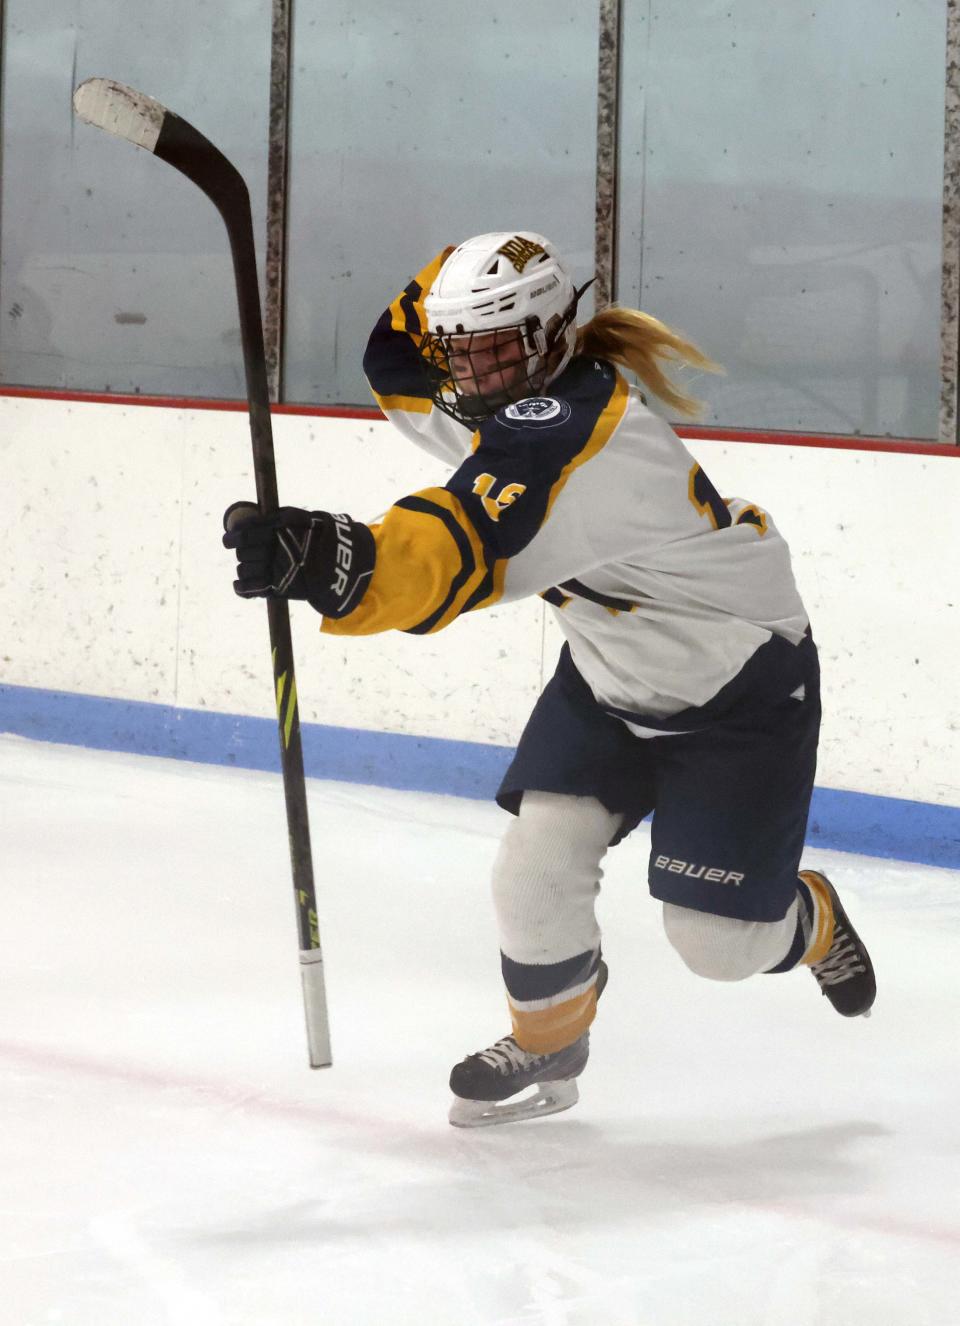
[323,250,810,731]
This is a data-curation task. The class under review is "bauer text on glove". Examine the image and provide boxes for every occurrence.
[222,503,375,618]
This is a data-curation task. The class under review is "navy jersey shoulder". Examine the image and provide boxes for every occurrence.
[476,356,617,459]
[445,356,620,560]
[363,298,430,401]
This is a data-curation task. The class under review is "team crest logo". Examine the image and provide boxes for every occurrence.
[497,236,546,273]
[498,396,572,429]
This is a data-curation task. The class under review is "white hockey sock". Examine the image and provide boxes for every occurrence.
[662,899,799,981]
[492,792,621,1053]
[492,791,621,966]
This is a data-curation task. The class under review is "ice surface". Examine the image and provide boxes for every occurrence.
[1,734,958,1325]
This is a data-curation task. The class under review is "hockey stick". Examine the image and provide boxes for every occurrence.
[72,77,332,1068]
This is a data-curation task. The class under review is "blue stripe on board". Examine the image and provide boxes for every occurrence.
[0,683,513,801]
[1,682,958,870]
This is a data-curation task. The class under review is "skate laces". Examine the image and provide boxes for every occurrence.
[810,924,866,987]
[476,1037,544,1075]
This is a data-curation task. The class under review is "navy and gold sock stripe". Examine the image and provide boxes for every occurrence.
[501,949,603,1055]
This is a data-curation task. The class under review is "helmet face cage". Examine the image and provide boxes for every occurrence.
[420,288,585,427]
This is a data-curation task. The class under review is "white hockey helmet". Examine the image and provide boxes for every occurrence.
[420,231,590,425]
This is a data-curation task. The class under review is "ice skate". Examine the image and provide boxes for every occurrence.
[448,961,605,1127]
[800,870,876,1017]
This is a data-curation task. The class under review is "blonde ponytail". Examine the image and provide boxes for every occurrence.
[575,306,722,418]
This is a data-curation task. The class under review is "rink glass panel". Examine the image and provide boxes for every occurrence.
[0,0,948,437]
[281,1,600,407]
[0,0,272,398]
[617,0,947,439]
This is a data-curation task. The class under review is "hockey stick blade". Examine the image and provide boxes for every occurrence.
[72,79,166,153]
[73,79,241,221]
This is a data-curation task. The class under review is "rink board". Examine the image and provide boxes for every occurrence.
[2,681,958,869]
[3,392,959,865]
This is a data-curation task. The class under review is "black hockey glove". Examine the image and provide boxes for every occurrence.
[222,502,375,619]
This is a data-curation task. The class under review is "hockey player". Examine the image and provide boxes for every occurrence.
[223,232,876,1126]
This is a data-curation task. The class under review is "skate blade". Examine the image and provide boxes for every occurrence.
[448,1079,579,1128]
